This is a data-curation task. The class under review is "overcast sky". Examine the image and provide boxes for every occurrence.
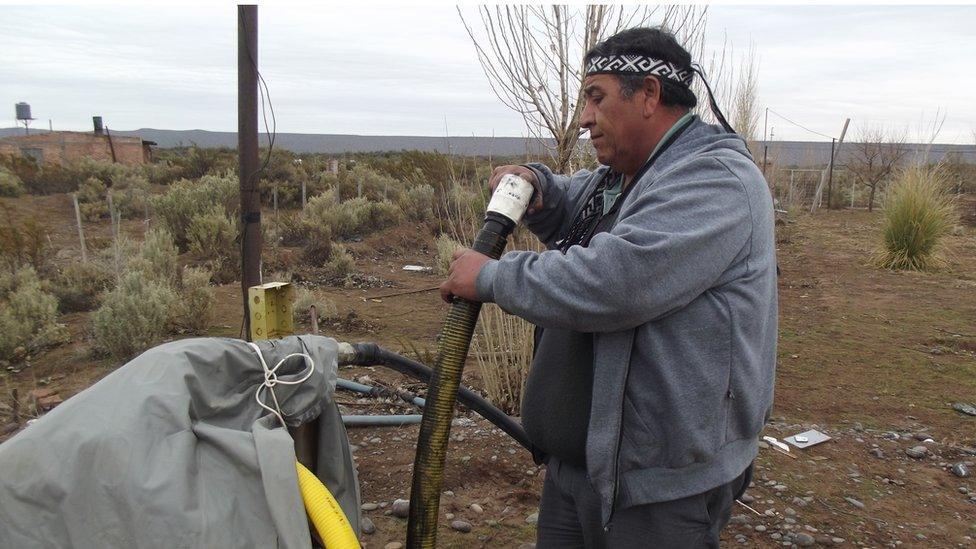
[2,4,974,144]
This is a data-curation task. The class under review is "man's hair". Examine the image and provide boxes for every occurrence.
[584,27,698,109]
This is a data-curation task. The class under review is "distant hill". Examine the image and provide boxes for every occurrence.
[2,127,973,167]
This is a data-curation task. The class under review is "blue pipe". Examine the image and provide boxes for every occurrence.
[336,378,426,408]
[341,414,423,427]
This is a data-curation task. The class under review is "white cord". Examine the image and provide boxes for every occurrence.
[247,341,316,427]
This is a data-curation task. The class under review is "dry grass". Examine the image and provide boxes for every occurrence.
[874,164,959,271]
[471,303,534,415]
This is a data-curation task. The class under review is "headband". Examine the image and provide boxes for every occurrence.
[584,54,736,135]
[585,54,694,87]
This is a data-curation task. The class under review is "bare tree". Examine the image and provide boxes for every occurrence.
[458,6,710,173]
[845,126,909,211]
[730,42,760,143]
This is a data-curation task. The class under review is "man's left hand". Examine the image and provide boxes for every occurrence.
[439,248,491,304]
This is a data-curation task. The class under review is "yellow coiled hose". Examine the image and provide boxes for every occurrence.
[296,461,360,549]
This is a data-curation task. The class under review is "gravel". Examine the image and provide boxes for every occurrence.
[391,498,410,519]
[450,520,472,533]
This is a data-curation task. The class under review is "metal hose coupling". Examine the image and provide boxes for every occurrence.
[407,174,534,548]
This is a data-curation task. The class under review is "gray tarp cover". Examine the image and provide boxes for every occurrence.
[0,335,360,548]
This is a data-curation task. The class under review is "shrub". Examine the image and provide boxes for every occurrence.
[0,214,51,273]
[303,193,401,239]
[0,167,25,197]
[0,266,68,359]
[186,207,240,281]
[301,224,334,266]
[149,174,238,250]
[78,177,108,221]
[143,161,184,186]
[92,271,179,360]
[173,266,215,333]
[293,287,338,327]
[341,165,400,201]
[49,261,113,312]
[110,173,151,217]
[398,184,436,222]
[277,212,313,246]
[128,228,180,286]
[325,244,355,280]
[471,303,533,415]
[435,233,463,275]
[875,165,959,271]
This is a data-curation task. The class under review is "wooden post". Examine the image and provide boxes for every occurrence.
[273,184,278,216]
[301,180,307,210]
[72,194,88,262]
[810,118,850,213]
[357,179,362,199]
[309,305,319,335]
[238,5,262,340]
[851,181,856,209]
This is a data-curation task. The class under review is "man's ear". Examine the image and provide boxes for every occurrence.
[642,75,661,117]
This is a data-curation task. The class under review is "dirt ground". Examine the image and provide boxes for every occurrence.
[2,193,975,548]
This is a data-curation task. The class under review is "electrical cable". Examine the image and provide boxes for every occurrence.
[767,108,835,140]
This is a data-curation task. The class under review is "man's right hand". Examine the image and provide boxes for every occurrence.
[489,165,543,215]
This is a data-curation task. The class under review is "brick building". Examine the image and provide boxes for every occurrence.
[0,130,154,166]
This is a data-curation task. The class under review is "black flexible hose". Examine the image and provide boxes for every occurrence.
[347,343,536,454]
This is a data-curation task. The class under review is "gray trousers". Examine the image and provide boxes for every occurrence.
[537,457,751,548]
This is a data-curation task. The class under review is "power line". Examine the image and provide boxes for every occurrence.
[766,108,835,140]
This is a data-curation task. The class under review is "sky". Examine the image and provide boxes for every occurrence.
[1,3,975,144]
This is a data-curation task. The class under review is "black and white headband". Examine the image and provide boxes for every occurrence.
[585,54,736,134]
[585,54,694,87]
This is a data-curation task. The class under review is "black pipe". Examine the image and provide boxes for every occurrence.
[345,343,536,454]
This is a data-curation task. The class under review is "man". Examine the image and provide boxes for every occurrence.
[441,27,777,548]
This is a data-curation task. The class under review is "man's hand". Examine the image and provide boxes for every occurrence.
[489,165,544,215]
[439,248,492,304]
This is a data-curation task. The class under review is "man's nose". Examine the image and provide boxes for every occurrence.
[580,102,595,130]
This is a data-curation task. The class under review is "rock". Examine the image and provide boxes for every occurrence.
[361,502,378,511]
[952,403,976,416]
[470,503,484,513]
[815,535,835,546]
[446,513,454,520]
[764,509,776,517]
[369,437,381,444]
[906,446,929,459]
[730,514,750,525]
[831,538,845,545]
[784,507,797,516]
[384,543,403,549]
[844,497,865,509]
[913,432,932,441]
[391,498,410,519]
[525,511,539,524]
[360,516,375,535]
[443,490,454,497]
[450,520,472,533]
[755,525,767,532]
[959,486,970,494]
[30,388,57,400]
[739,493,755,504]
[795,532,815,547]
[870,448,885,459]
[773,484,788,492]
[792,497,809,507]
[951,463,971,478]
[853,422,864,432]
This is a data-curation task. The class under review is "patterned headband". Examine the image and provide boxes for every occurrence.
[585,55,694,87]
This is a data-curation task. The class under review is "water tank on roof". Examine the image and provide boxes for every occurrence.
[15,102,32,121]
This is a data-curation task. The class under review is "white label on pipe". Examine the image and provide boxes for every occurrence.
[486,174,534,224]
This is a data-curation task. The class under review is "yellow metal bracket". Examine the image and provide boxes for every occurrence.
[248,282,295,341]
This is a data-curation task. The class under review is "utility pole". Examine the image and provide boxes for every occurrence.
[810,118,850,213]
[238,5,261,341]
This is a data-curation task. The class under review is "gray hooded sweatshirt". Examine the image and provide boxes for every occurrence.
[475,116,778,526]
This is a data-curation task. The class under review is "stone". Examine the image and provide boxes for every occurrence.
[391,498,410,519]
[739,493,755,504]
[773,484,788,492]
[816,535,835,546]
[384,543,403,549]
[36,394,62,410]
[361,516,376,535]
[443,490,454,497]
[795,532,815,547]
[870,448,885,459]
[450,520,472,533]
[730,514,750,525]
[445,513,454,520]
[361,502,378,511]
[525,511,539,524]
[844,497,865,509]
[906,446,929,459]
[470,503,484,513]
[784,507,797,516]
[952,403,976,416]
[792,497,809,507]
[755,525,767,532]
[951,463,971,478]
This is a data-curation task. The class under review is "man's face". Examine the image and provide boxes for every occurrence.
[580,74,654,174]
